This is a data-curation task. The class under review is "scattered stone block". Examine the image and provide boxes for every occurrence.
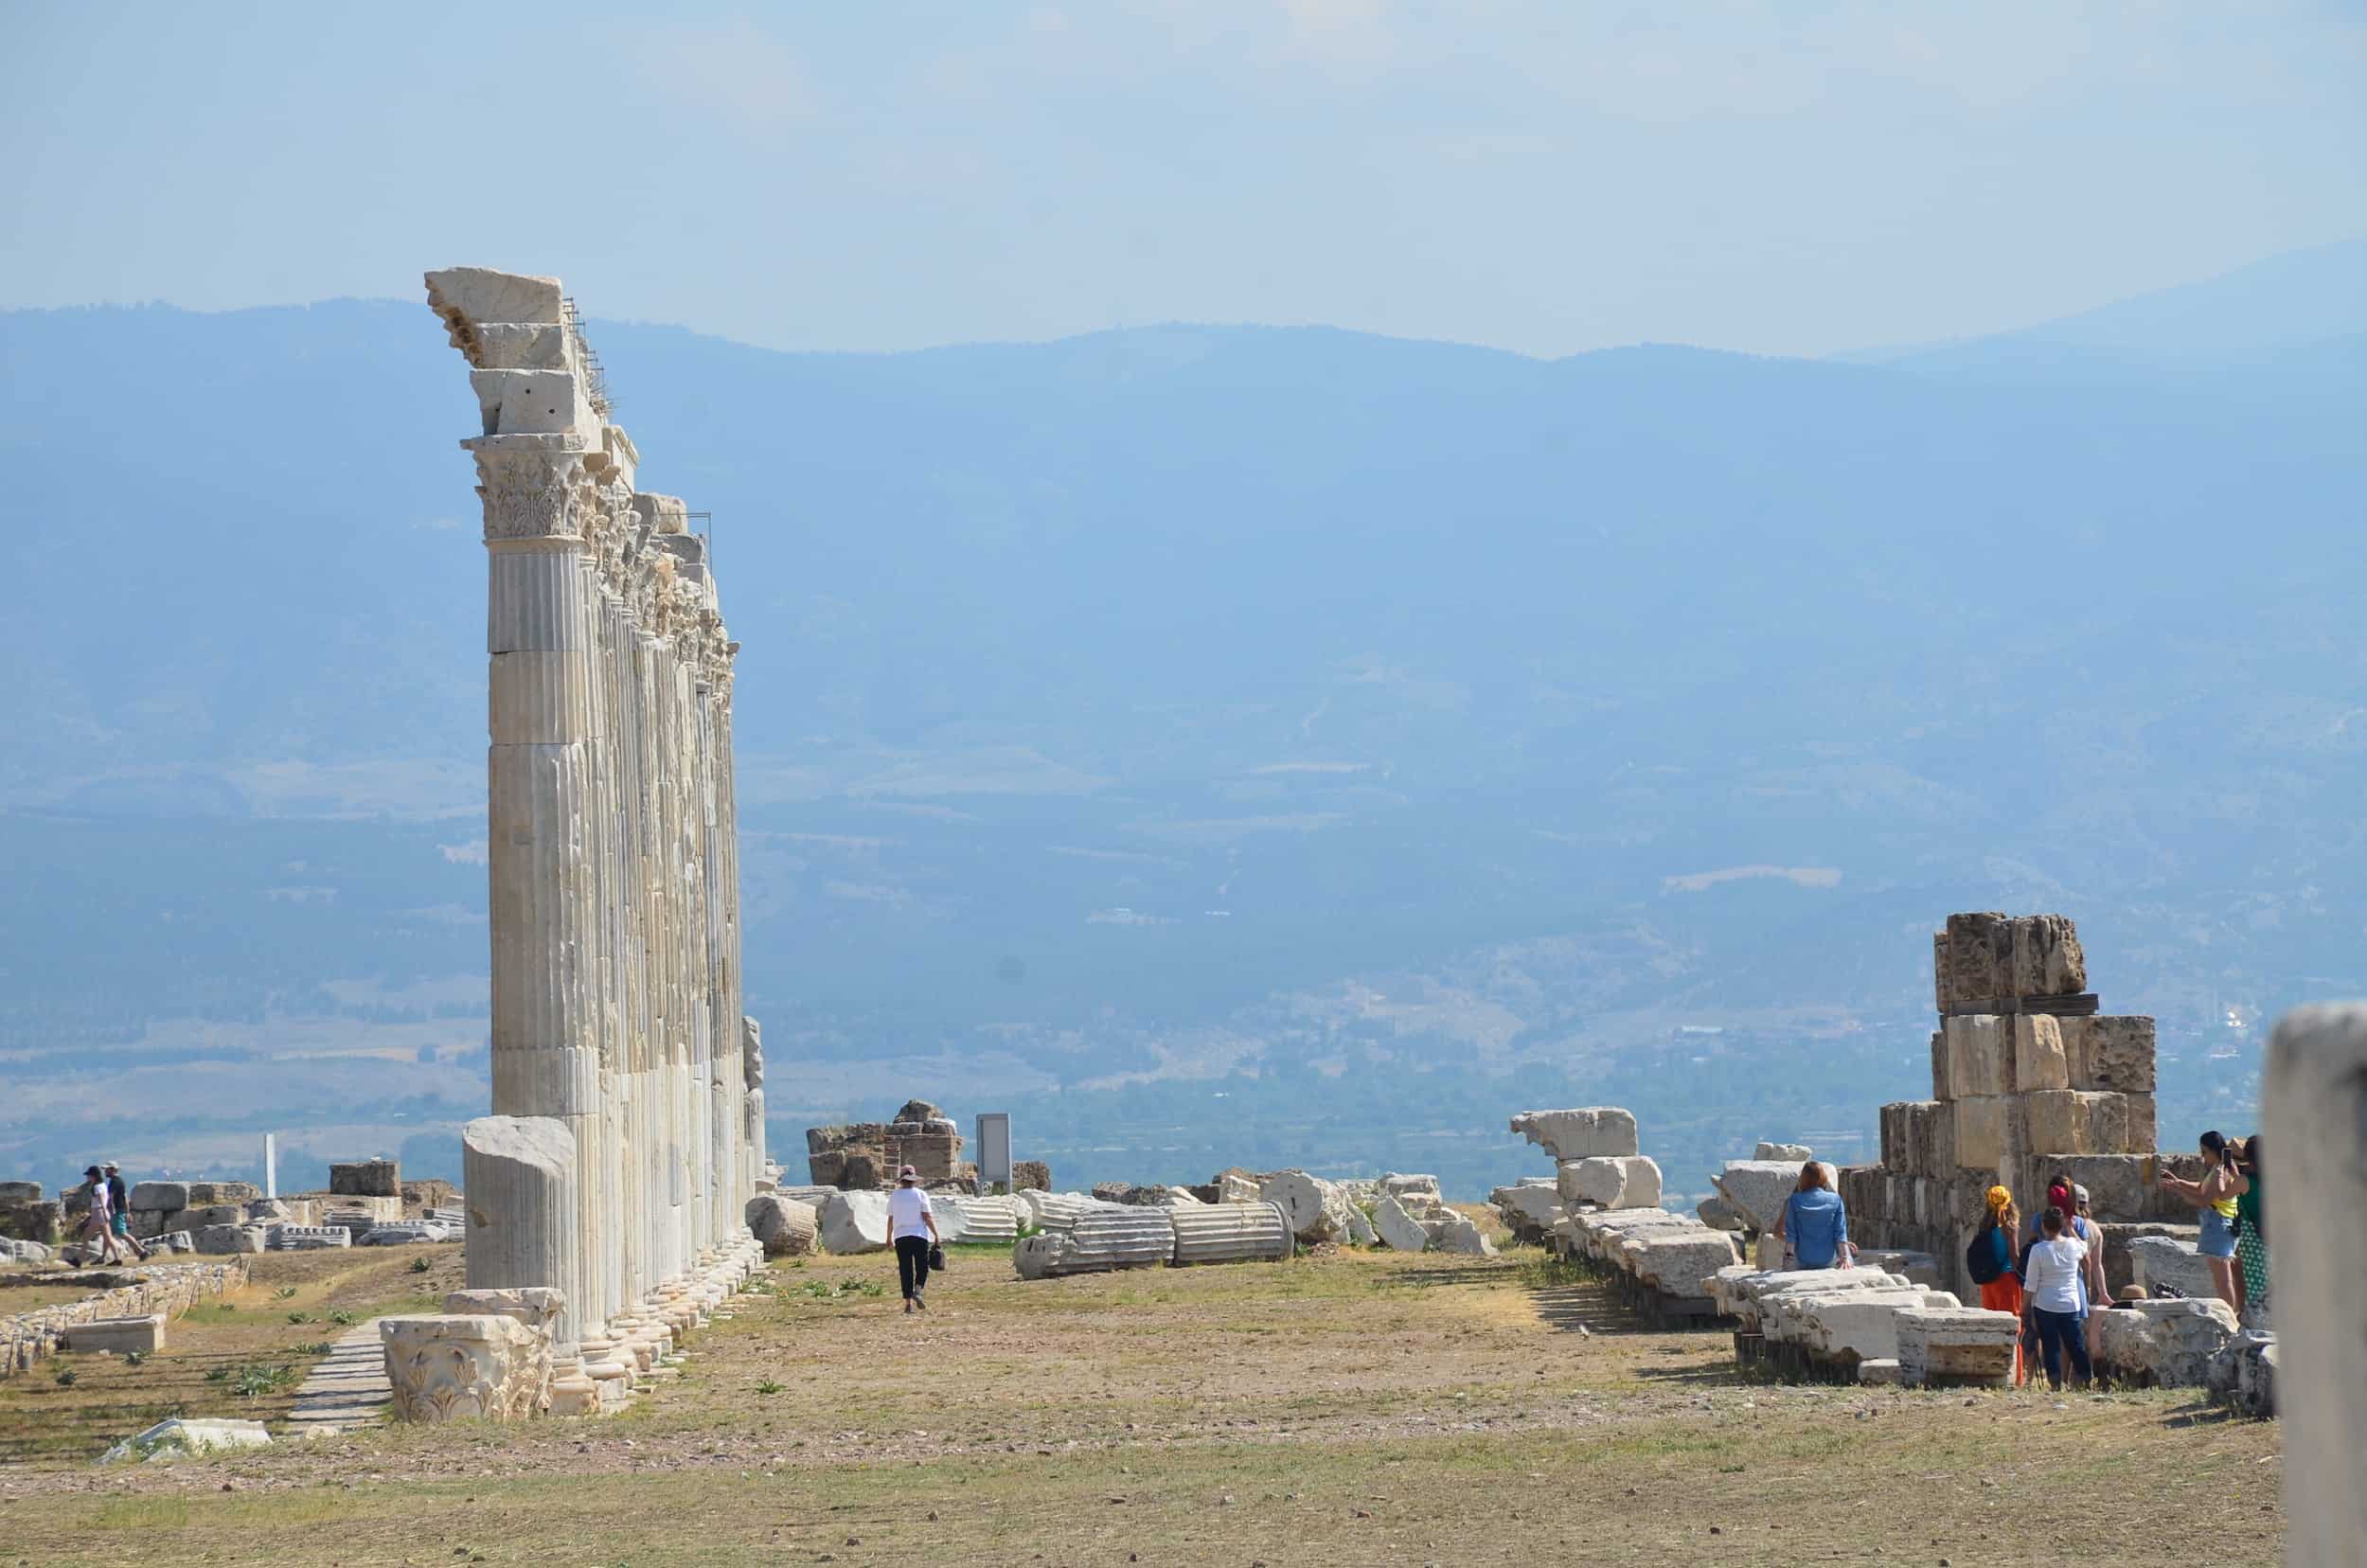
[2129,1234,2217,1301]
[1259,1171,1354,1243]
[1011,1160,1051,1191]
[1894,1306,2020,1386]
[194,1224,270,1255]
[268,1225,352,1251]
[65,1315,167,1355]
[1557,1155,1662,1210]
[1696,1195,1744,1231]
[1491,1182,1564,1241]
[1508,1108,1639,1162]
[99,1417,270,1464]
[1857,1358,1905,1384]
[817,1190,890,1255]
[1371,1192,1433,1252]
[2207,1328,2277,1417]
[382,1313,549,1422]
[329,1160,401,1198]
[126,1182,186,1213]
[181,1183,260,1206]
[1753,1142,1813,1162]
[1709,1161,1806,1232]
[745,1195,818,1257]
[1626,1233,1741,1297]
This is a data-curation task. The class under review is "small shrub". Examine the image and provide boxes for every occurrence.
[124,1351,145,1367]
[204,1365,230,1383]
[754,1379,785,1395]
[295,1341,333,1356]
[231,1363,294,1399]
[54,1367,78,1387]
[274,1287,299,1301]
[409,1256,431,1274]
[285,1312,317,1325]
[328,1310,357,1327]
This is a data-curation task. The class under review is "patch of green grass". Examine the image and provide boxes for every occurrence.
[327,1310,356,1326]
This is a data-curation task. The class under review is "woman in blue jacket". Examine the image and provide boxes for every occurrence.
[1774,1162,1850,1269]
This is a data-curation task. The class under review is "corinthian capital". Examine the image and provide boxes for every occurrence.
[468,437,591,545]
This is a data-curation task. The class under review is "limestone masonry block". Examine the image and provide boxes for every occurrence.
[329,1160,400,1199]
[1709,1161,1805,1233]
[127,1182,186,1212]
[1508,1107,1639,1161]
[2129,1235,2218,1300]
[2123,1093,2158,1153]
[1557,1155,1663,1210]
[1372,1192,1434,1252]
[65,1315,167,1355]
[382,1314,549,1423]
[1754,1142,1813,1162]
[0,1183,39,1203]
[2010,1015,2070,1092]
[426,267,565,332]
[818,1190,889,1255]
[2059,1015,2157,1093]
[1935,1016,2010,1100]
[746,1195,818,1257]
[1949,1096,2008,1173]
[1931,912,2085,1005]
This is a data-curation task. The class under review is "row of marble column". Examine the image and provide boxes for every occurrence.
[462,437,756,1357]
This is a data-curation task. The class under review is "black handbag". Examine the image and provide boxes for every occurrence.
[928,1242,947,1274]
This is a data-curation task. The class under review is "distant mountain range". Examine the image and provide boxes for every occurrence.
[1,241,2360,1198]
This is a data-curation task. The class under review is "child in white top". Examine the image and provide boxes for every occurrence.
[2022,1207,2092,1389]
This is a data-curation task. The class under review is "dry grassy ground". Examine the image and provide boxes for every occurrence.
[0,1240,2282,1566]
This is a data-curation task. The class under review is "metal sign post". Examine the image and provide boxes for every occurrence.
[975,1114,1012,1196]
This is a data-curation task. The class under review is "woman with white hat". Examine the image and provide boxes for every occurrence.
[889,1166,941,1312]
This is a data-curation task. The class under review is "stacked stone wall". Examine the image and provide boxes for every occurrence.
[0,1259,248,1380]
[1852,913,2184,1299]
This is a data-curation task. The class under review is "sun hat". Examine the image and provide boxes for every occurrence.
[897,1165,919,1185]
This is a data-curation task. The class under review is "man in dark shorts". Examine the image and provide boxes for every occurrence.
[102,1162,150,1261]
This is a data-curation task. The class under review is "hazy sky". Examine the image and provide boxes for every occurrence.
[5,2,2361,357]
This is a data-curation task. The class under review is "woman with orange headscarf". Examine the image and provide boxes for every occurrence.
[1967,1185,2026,1384]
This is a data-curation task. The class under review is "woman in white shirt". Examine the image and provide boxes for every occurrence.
[2021,1207,2093,1390]
[888,1166,941,1313]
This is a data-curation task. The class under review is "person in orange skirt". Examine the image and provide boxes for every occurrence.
[1967,1185,2026,1384]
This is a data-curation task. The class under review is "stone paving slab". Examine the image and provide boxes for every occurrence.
[285,1318,390,1437]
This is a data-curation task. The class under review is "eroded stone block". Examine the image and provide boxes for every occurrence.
[1937,1016,2011,1099]
[1508,1108,1639,1162]
[2011,1014,2070,1092]
[2060,1015,2156,1094]
[1558,1155,1662,1210]
[382,1314,548,1423]
[1949,1096,2007,1172]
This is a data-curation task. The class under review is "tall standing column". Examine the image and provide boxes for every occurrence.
[2264,1005,2367,1562]
[474,435,602,1353]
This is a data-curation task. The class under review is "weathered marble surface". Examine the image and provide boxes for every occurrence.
[382,1313,549,1423]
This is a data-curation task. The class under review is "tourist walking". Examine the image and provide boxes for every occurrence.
[2232,1135,2269,1325]
[888,1165,940,1313]
[1967,1186,2026,1383]
[74,1166,126,1266]
[102,1162,149,1261]
[1773,1162,1851,1270]
[2157,1131,2249,1311]
[2022,1207,2093,1389]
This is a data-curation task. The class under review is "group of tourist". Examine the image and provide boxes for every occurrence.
[70,1161,149,1265]
[1966,1131,2269,1390]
